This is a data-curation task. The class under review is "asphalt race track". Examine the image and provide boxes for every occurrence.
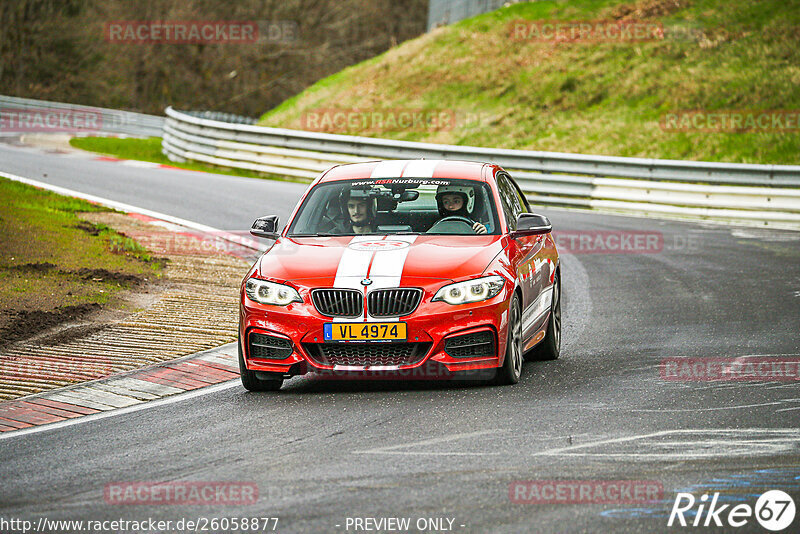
[1,140,799,533]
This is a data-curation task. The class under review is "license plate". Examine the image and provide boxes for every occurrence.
[324,322,406,342]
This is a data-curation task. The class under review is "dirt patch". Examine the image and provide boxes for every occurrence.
[609,0,690,20]
[9,262,58,273]
[73,267,144,286]
[74,220,103,235]
[35,323,111,345]
[0,303,101,349]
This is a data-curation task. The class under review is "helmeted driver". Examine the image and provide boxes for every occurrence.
[435,185,487,234]
[338,187,377,234]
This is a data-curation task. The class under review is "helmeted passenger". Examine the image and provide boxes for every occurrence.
[434,184,487,234]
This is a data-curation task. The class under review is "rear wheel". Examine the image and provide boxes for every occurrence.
[238,337,283,391]
[495,294,522,385]
[527,272,561,361]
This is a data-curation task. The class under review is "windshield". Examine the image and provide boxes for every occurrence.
[287,178,501,237]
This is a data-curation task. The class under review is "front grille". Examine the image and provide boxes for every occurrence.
[303,342,431,367]
[312,289,363,317]
[249,332,293,360]
[367,288,422,317]
[444,330,495,358]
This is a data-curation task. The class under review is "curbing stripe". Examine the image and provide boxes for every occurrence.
[133,374,193,391]
[0,417,33,429]
[0,407,63,425]
[191,359,240,374]
[142,370,209,389]
[162,364,219,385]
[69,387,143,408]
[18,401,85,419]
[199,354,239,368]
[0,344,243,434]
[109,377,184,396]
[24,398,100,415]
[46,392,116,411]
[91,382,160,401]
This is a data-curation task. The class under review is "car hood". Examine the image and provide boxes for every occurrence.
[257,235,505,287]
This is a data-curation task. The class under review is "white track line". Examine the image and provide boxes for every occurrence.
[0,170,263,251]
[354,429,506,455]
[0,381,240,441]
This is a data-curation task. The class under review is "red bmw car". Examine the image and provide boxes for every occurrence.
[238,160,560,390]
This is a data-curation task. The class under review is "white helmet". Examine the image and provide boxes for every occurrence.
[436,184,475,215]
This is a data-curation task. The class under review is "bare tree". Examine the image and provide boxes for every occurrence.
[0,0,428,115]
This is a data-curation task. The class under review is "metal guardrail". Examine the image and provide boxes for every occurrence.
[162,106,800,228]
[0,95,164,137]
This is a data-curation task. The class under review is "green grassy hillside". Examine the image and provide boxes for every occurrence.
[259,0,800,164]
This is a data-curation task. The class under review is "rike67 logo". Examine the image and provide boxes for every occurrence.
[668,490,796,531]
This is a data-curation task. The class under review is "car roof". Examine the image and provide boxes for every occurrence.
[318,160,496,184]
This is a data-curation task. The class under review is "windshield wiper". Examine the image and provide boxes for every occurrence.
[289,233,340,237]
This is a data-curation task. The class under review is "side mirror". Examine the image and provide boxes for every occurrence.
[250,215,280,239]
[510,213,552,238]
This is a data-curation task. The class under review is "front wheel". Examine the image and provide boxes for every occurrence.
[238,337,283,391]
[494,294,523,385]
[526,272,561,361]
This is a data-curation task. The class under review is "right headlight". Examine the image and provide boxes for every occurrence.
[245,278,302,306]
[432,275,505,305]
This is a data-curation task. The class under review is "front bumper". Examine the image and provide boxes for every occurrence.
[239,287,512,379]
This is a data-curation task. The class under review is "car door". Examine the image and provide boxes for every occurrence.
[498,173,552,345]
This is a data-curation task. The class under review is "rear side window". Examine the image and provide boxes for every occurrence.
[497,174,524,230]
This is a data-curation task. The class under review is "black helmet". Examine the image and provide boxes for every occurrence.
[339,187,378,224]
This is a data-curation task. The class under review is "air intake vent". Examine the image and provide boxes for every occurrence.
[303,342,431,367]
[444,331,495,358]
[249,332,293,360]
[311,289,363,317]
[367,288,422,317]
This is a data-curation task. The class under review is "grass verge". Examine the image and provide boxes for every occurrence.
[0,177,165,346]
[259,0,800,164]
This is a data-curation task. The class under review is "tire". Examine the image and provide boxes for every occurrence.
[494,294,523,385]
[238,337,284,391]
[526,271,561,361]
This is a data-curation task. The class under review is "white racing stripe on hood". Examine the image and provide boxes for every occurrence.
[364,235,418,322]
[367,235,417,289]
[331,235,418,323]
[401,159,442,178]
[333,235,377,290]
[370,160,409,178]
[332,235,379,323]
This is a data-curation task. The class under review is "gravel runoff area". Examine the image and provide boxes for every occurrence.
[0,210,252,401]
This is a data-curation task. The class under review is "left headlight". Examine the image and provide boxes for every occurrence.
[245,278,302,306]
[432,275,505,305]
